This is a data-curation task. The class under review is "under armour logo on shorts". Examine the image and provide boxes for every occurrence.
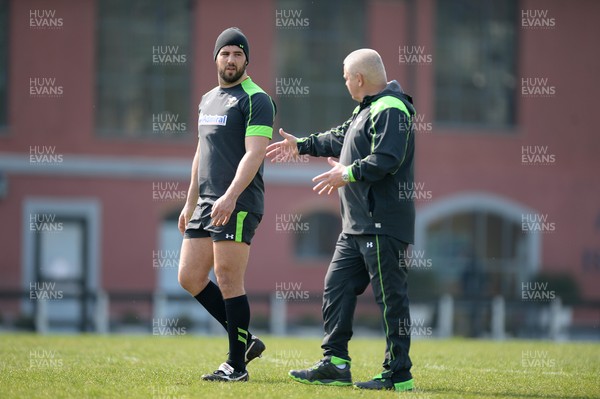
[367,242,373,248]
[226,234,234,240]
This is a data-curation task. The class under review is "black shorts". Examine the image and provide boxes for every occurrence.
[183,203,262,245]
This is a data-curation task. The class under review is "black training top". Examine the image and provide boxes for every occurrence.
[297,80,416,243]
[197,77,276,214]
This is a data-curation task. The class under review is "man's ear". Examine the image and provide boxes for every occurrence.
[357,73,364,87]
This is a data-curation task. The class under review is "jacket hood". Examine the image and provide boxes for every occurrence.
[362,80,415,114]
[386,80,404,94]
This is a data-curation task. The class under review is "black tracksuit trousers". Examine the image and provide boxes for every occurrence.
[321,233,413,382]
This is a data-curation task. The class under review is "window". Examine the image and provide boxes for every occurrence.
[426,211,526,297]
[96,0,192,138]
[295,211,341,259]
[35,217,89,332]
[435,0,517,127]
[156,211,181,294]
[0,0,9,129]
[23,199,101,332]
[275,0,365,135]
[21,198,101,333]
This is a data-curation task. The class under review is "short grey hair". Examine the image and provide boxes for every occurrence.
[343,48,387,84]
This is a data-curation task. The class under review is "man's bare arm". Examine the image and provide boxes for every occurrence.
[178,140,201,234]
[210,136,269,226]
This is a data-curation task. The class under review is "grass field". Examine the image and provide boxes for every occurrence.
[0,334,598,399]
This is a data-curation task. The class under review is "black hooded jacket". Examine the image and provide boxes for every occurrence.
[297,80,416,243]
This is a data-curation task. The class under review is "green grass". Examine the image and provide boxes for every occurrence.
[0,335,599,399]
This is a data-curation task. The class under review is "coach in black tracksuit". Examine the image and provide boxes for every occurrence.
[266,49,416,392]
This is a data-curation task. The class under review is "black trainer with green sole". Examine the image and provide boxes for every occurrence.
[354,375,414,392]
[289,357,352,386]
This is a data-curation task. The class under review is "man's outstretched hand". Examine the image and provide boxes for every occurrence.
[266,128,299,163]
[312,157,348,195]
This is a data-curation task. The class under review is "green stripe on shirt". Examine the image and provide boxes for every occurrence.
[246,125,273,138]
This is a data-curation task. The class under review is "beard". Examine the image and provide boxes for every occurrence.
[219,64,246,84]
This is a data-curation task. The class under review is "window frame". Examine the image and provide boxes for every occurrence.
[433,0,518,130]
[274,0,366,136]
[294,210,342,261]
[94,0,193,141]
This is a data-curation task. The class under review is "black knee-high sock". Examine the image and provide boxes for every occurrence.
[224,295,250,372]
[194,282,255,340]
[194,281,228,330]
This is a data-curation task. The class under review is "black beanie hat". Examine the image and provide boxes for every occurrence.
[213,27,250,63]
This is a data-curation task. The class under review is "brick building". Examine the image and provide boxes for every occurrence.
[0,0,598,336]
